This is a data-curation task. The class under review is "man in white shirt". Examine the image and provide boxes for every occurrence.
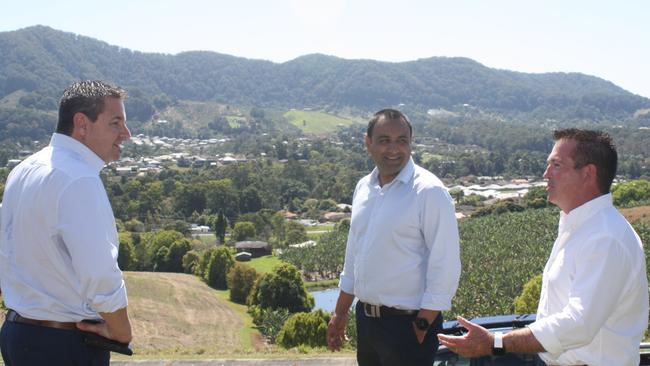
[438,129,648,366]
[327,109,461,366]
[0,80,133,365]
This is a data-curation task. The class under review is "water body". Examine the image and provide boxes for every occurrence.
[311,287,358,313]
[311,287,339,313]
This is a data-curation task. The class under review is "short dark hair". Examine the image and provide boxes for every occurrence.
[553,128,617,194]
[56,80,127,136]
[367,109,412,138]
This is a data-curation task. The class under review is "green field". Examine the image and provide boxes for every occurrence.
[248,255,285,274]
[283,110,361,134]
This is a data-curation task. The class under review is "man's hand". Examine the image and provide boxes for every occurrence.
[413,323,427,344]
[76,307,132,344]
[327,312,348,351]
[437,316,493,357]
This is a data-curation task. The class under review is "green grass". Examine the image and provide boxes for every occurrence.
[193,233,217,245]
[305,223,335,232]
[214,289,255,350]
[248,255,286,274]
[283,110,360,134]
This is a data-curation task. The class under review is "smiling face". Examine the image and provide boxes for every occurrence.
[365,116,412,186]
[73,97,131,163]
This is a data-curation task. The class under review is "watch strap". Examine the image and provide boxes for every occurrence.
[492,331,506,355]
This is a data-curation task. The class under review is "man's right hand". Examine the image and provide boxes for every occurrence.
[327,312,348,351]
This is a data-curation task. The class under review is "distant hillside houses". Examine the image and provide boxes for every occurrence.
[449,180,546,200]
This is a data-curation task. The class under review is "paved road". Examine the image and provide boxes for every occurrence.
[110,358,357,366]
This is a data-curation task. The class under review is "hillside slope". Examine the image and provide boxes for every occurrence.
[124,272,254,356]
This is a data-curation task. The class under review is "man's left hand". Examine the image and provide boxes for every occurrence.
[437,316,493,357]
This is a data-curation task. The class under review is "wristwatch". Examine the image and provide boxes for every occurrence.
[492,331,506,356]
[413,317,430,331]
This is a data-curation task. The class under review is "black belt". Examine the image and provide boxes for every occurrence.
[360,301,417,318]
[6,309,78,331]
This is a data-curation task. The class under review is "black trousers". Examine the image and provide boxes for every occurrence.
[355,301,443,366]
[0,320,110,366]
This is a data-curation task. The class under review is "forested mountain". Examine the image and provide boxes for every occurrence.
[2,25,649,125]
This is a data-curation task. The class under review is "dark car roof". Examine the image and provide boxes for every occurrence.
[441,314,537,335]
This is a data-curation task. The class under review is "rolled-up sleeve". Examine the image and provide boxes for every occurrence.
[528,235,629,355]
[57,177,128,314]
[338,184,360,295]
[420,187,461,310]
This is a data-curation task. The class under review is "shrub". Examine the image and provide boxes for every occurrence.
[276,310,330,348]
[514,274,542,313]
[249,306,291,343]
[612,179,650,207]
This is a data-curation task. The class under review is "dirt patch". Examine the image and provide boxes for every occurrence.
[620,205,650,224]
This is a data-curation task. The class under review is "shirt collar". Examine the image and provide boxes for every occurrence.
[370,156,415,186]
[558,193,612,232]
[49,133,106,174]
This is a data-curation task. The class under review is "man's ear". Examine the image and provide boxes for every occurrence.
[583,163,598,186]
[364,134,371,150]
[71,112,88,139]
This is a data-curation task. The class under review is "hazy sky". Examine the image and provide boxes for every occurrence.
[2,0,649,98]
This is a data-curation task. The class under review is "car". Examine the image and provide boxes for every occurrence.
[434,314,650,366]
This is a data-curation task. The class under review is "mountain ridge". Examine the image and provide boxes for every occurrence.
[1,25,649,124]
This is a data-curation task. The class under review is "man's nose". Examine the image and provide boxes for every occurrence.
[121,124,131,139]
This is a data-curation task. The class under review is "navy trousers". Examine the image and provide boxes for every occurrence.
[0,320,110,366]
[355,301,443,366]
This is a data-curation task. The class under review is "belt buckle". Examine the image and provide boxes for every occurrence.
[364,303,380,318]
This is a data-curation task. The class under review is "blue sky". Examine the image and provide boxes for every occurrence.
[2,0,650,98]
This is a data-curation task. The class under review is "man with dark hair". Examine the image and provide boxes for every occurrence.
[327,109,461,366]
[439,129,648,366]
[1,80,133,365]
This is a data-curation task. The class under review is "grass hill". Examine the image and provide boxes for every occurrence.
[124,271,262,357]
[283,110,362,134]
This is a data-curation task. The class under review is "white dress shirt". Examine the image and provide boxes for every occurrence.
[339,157,461,311]
[0,133,128,321]
[529,193,648,366]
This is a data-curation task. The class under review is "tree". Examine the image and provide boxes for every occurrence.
[239,186,263,214]
[227,263,259,304]
[182,250,201,274]
[233,221,256,242]
[514,274,542,314]
[214,210,228,244]
[205,179,240,218]
[285,220,307,246]
[247,263,314,313]
[204,247,235,289]
[449,187,464,204]
[117,232,137,271]
[165,239,192,273]
[144,230,185,270]
[153,246,170,272]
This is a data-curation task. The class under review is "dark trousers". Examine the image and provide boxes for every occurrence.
[355,301,443,366]
[0,320,110,366]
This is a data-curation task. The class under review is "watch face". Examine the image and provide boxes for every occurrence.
[414,317,430,330]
